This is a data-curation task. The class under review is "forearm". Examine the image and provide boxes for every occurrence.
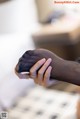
[63,60,80,85]
[51,60,80,86]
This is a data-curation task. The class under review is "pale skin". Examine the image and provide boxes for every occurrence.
[29,58,57,87]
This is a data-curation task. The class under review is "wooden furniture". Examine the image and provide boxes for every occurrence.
[32,15,80,60]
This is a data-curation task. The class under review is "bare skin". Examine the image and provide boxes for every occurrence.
[15,49,80,86]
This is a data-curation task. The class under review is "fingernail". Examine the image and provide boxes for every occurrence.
[49,66,52,70]
[41,58,46,61]
[48,58,52,62]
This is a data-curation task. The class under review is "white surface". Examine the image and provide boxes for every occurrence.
[0,34,35,108]
[9,86,79,119]
[0,0,40,34]
[0,0,40,107]
[0,0,40,108]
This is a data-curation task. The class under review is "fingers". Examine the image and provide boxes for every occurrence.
[16,55,53,87]
[30,58,46,79]
[30,58,54,87]
[43,66,52,87]
[38,58,52,84]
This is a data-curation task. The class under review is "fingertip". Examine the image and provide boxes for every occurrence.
[43,66,52,83]
[48,66,52,71]
[46,66,52,73]
[41,58,46,62]
[48,58,52,62]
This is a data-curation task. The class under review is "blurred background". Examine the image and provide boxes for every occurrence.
[0,0,80,119]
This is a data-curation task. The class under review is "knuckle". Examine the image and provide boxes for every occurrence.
[38,71,43,75]
[30,69,34,74]
[45,70,50,78]
[44,74,48,79]
[38,70,43,75]
[30,71,36,79]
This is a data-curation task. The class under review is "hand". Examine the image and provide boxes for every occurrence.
[15,49,80,86]
[29,58,57,87]
[15,48,65,80]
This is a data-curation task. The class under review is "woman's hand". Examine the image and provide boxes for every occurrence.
[29,58,57,87]
[15,49,80,86]
[15,49,64,80]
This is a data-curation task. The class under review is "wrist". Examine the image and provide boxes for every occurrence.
[62,60,80,85]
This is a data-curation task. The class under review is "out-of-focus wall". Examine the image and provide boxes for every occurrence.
[0,0,38,34]
[35,0,54,23]
[0,0,19,33]
[0,0,38,108]
[35,0,80,23]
